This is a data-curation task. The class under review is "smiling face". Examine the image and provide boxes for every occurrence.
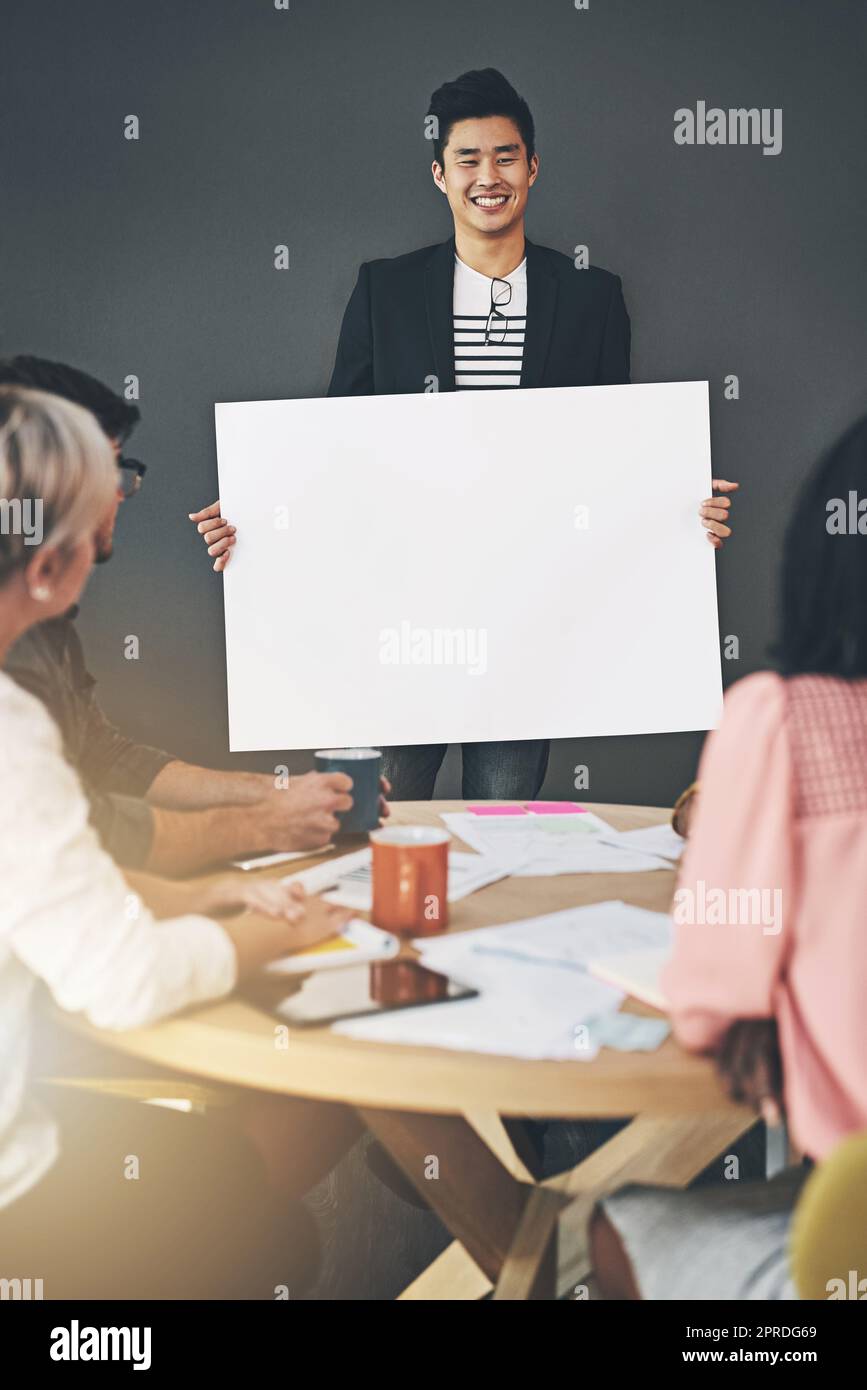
[432,115,539,241]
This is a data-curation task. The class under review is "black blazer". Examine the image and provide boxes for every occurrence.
[327,235,630,396]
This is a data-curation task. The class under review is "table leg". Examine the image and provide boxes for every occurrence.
[399,1241,493,1301]
[548,1110,756,1298]
[358,1106,535,1285]
[363,1105,754,1301]
[492,1186,566,1300]
[463,1110,542,1182]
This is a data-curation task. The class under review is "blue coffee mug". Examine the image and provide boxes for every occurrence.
[314,747,383,834]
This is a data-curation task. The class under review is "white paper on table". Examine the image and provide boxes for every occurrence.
[439,811,671,876]
[414,900,673,973]
[215,382,722,751]
[280,847,509,912]
[441,852,513,900]
[503,842,670,876]
[232,844,334,871]
[333,953,623,1061]
[333,901,673,1060]
[442,808,613,849]
[588,947,671,1011]
[438,812,539,867]
[280,847,373,909]
[597,823,685,862]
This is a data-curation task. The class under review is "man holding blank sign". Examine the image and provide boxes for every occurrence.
[193,68,736,798]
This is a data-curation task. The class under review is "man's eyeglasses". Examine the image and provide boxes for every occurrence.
[117,458,146,499]
[484,277,513,346]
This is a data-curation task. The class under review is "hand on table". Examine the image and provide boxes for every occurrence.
[199,876,307,920]
[200,877,351,950]
[189,499,236,572]
[715,1018,784,1126]
[700,479,739,550]
[202,878,353,975]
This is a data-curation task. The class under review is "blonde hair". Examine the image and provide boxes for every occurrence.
[0,386,117,583]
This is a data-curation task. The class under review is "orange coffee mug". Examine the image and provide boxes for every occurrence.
[370,826,449,936]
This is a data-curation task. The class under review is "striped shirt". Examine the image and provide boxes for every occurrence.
[453,254,527,389]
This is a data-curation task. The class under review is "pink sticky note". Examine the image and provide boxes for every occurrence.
[467,805,529,816]
[525,802,588,814]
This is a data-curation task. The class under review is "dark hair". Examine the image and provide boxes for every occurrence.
[428,68,535,170]
[0,355,140,444]
[772,414,867,677]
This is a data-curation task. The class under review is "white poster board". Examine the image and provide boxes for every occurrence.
[215,381,722,751]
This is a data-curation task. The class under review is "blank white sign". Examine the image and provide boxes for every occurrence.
[215,381,722,751]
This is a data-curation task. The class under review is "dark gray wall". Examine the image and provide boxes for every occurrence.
[4,0,867,805]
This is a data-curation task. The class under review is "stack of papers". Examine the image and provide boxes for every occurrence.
[280,846,509,912]
[596,822,685,863]
[334,901,672,1061]
[440,811,672,876]
[414,900,673,976]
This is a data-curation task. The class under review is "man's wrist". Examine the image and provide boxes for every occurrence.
[223,770,276,806]
[207,801,276,856]
[146,804,273,874]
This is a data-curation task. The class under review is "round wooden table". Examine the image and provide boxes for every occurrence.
[66,800,753,1300]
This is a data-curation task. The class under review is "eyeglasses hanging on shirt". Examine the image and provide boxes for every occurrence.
[484,277,513,346]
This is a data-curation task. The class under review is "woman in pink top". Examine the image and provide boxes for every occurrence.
[591,416,867,1300]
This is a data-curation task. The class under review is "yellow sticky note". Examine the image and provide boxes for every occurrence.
[303,935,358,957]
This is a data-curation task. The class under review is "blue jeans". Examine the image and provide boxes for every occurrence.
[381,740,550,801]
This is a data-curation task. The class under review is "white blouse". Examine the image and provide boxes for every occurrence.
[0,672,237,1210]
